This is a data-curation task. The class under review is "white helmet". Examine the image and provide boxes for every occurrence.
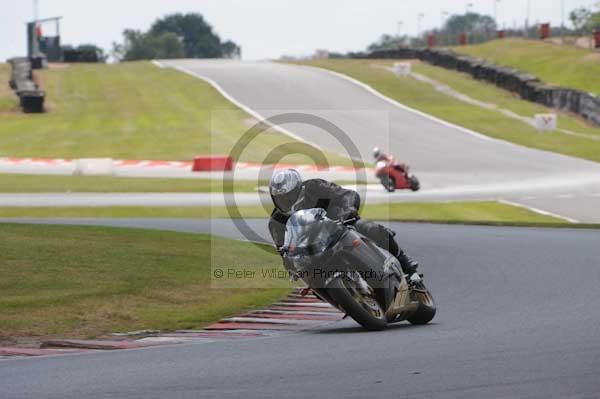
[373,147,382,159]
[269,169,303,213]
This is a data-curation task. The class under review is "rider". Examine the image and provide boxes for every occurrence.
[372,147,390,163]
[373,147,407,172]
[267,169,420,277]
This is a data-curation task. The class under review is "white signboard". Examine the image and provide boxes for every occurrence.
[74,158,114,176]
[393,62,411,77]
[534,114,557,132]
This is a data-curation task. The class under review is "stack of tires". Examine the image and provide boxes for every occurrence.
[7,57,45,113]
[360,47,600,128]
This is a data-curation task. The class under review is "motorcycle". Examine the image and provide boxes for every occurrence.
[375,158,420,193]
[281,208,435,331]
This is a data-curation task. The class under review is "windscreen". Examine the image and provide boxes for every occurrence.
[284,208,344,257]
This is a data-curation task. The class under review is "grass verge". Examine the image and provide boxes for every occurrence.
[0,62,349,165]
[0,201,577,227]
[0,224,290,346]
[0,174,366,193]
[290,59,600,163]
[0,63,18,113]
[0,174,265,193]
[454,38,600,95]
[411,61,600,139]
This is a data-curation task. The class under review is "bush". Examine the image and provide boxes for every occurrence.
[62,44,107,63]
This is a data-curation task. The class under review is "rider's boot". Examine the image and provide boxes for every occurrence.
[396,250,420,280]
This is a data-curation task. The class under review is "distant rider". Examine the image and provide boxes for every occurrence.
[373,147,407,172]
[267,169,420,277]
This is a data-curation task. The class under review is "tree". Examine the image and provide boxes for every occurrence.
[221,40,241,58]
[570,7,593,33]
[568,3,600,35]
[114,13,241,61]
[61,43,107,62]
[116,29,185,61]
[367,34,409,51]
[76,44,107,62]
[150,13,222,58]
[110,41,126,62]
[443,12,497,44]
[365,12,498,51]
[149,13,240,58]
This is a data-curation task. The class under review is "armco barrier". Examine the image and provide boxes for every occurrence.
[192,156,234,172]
[356,47,600,127]
[7,57,45,113]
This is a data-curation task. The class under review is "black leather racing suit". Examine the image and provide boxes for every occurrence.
[268,179,416,274]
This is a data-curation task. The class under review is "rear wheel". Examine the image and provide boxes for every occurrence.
[409,175,420,191]
[407,282,436,325]
[327,275,387,331]
[381,175,396,192]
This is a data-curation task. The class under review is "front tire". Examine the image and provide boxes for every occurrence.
[381,175,396,192]
[327,276,387,331]
[409,175,420,191]
[407,282,436,325]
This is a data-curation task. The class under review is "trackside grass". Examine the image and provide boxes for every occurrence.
[0,224,290,346]
[0,62,349,165]
[0,200,569,226]
[291,59,600,163]
[410,61,600,140]
[0,174,265,193]
[0,174,367,193]
[0,63,17,112]
[455,38,600,95]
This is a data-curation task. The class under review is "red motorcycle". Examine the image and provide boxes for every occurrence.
[375,158,420,192]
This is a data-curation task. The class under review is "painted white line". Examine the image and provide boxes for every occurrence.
[498,199,580,223]
[135,337,192,344]
[298,64,600,163]
[154,60,329,157]
[286,294,318,299]
[223,317,320,325]
[253,310,338,317]
[299,64,500,143]
[150,60,165,69]
[273,302,334,308]
[157,60,600,170]
[556,194,574,199]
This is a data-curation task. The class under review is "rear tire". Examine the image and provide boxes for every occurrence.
[409,175,420,191]
[407,282,436,325]
[327,276,387,331]
[381,176,396,192]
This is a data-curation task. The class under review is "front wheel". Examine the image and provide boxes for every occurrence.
[409,175,420,191]
[380,175,396,192]
[327,275,387,331]
[407,282,436,325]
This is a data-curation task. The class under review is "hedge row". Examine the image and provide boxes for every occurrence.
[360,48,600,127]
[7,57,45,113]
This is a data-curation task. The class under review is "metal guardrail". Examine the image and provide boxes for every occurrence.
[7,57,45,113]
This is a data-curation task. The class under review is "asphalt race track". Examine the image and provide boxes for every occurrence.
[2,61,600,398]
[159,60,600,223]
[1,218,599,398]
